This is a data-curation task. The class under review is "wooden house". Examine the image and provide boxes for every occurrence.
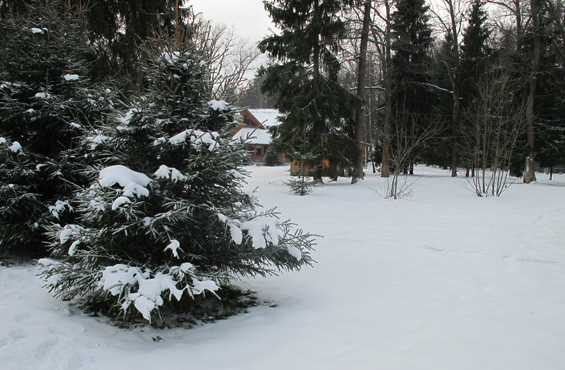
[233,109,370,174]
[232,109,282,164]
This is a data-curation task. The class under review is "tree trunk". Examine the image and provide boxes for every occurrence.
[313,0,321,92]
[524,0,539,183]
[515,0,523,51]
[381,0,392,178]
[450,102,459,177]
[352,0,372,184]
[313,160,323,181]
[311,0,322,183]
[448,0,460,178]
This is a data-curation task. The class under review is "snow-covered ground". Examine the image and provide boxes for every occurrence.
[1,165,564,370]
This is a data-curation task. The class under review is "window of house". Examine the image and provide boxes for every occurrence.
[256,145,262,156]
[243,114,255,126]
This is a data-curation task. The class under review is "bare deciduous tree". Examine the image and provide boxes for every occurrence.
[431,0,470,177]
[488,0,526,47]
[341,0,393,178]
[377,0,394,179]
[488,0,538,183]
[523,0,540,183]
[194,19,260,102]
[352,0,372,183]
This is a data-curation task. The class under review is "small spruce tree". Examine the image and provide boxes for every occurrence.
[264,147,282,166]
[40,34,315,324]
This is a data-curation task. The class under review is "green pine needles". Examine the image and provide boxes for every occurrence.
[0,0,115,256]
[259,0,359,181]
[39,38,315,324]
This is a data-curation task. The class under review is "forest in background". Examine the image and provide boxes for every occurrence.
[242,0,565,191]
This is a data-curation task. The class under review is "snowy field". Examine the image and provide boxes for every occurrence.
[1,165,564,370]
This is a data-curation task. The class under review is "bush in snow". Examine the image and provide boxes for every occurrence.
[264,147,282,166]
[286,152,319,196]
[0,0,115,256]
[286,176,319,196]
[40,35,315,324]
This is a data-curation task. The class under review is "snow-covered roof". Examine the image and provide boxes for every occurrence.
[232,127,271,145]
[248,109,282,128]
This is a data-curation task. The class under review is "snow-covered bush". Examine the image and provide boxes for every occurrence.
[40,37,314,324]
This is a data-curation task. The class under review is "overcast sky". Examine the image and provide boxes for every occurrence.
[190,0,274,45]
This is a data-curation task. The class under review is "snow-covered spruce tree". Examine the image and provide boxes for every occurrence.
[0,137,46,253]
[259,0,360,181]
[0,0,115,256]
[40,35,315,324]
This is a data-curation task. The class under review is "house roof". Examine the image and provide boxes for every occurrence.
[248,109,282,128]
[232,127,271,145]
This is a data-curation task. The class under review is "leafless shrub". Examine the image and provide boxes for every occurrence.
[463,72,526,197]
[385,112,442,199]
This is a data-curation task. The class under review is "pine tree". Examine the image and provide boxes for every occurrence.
[460,0,491,110]
[426,31,457,169]
[264,147,283,166]
[82,0,189,83]
[390,0,434,174]
[391,0,433,108]
[0,0,114,256]
[459,0,491,173]
[532,0,565,178]
[259,0,359,181]
[1,0,191,84]
[490,0,562,179]
[40,33,315,324]
[0,138,45,254]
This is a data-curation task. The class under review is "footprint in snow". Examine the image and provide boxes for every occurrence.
[35,339,58,357]
[14,313,31,322]
[9,329,27,343]
[68,353,91,370]
[0,336,10,348]
[0,329,28,348]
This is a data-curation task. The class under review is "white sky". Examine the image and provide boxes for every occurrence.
[189,0,274,45]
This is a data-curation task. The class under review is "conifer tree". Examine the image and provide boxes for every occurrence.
[40,33,314,324]
[259,0,359,180]
[0,0,114,256]
[459,0,491,173]
[80,0,189,83]
[0,138,45,254]
[1,0,190,83]
[390,0,434,173]
[460,0,491,110]
[426,31,457,169]
[531,0,565,178]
